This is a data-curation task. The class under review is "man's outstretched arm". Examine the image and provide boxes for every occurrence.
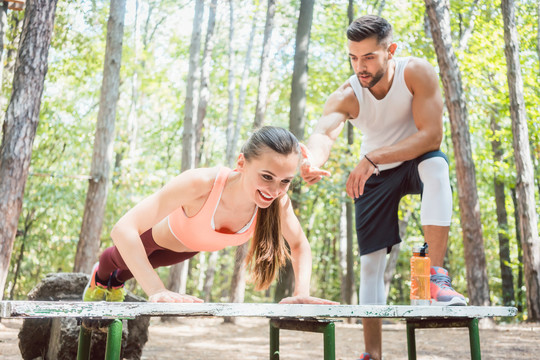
[301,83,357,185]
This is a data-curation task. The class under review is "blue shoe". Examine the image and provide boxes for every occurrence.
[358,353,371,360]
[430,266,467,306]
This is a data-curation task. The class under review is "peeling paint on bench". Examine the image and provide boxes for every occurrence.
[0,301,517,320]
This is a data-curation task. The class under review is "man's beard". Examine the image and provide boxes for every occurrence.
[357,67,385,89]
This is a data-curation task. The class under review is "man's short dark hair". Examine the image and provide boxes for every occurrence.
[347,15,393,45]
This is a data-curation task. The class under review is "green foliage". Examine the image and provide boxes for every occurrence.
[3,0,538,323]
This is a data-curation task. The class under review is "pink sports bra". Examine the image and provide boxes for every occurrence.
[167,167,258,252]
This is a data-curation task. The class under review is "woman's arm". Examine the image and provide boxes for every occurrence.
[278,195,339,305]
[109,167,216,302]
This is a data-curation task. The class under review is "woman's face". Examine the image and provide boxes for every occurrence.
[237,149,299,208]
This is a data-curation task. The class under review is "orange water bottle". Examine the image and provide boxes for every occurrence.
[410,242,431,305]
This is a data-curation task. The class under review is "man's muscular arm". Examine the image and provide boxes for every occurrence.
[301,83,358,185]
[366,58,444,165]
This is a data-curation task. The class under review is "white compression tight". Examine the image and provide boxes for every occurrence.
[418,156,452,226]
[359,248,387,305]
[358,156,452,305]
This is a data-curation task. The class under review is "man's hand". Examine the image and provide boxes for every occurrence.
[346,157,378,198]
[299,143,331,185]
[279,295,339,305]
[148,289,204,303]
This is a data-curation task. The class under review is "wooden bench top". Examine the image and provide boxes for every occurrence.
[0,301,517,320]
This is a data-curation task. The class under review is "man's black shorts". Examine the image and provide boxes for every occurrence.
[354,150,448,255]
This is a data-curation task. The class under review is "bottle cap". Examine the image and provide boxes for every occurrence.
[412,242,429,256]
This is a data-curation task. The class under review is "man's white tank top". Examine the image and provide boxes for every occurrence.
[348,57,418,171]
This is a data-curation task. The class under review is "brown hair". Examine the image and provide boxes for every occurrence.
[241,126,299,290]
[347,15,393,46]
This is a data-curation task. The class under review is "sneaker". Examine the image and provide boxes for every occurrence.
[105,270,126,302]
[358,353,371,360]
[430,266,467,306]
[83,262,108,301]
[106,285,126,302]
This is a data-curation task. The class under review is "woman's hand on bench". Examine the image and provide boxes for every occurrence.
[278,295,339,305]
[148,289,204,303]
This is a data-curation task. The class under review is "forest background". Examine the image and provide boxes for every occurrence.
[0,0,538,323]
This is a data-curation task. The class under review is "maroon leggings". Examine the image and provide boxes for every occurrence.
[97,228,198,283]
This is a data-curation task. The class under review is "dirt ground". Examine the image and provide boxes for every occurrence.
[1,317,539,359]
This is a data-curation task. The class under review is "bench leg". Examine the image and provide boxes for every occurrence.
[323,322,335,360]
[270,322,280,359]
[406,321,417,360]
[269,319,335,360]
[105,319,123,360]
[468,318,481,360]
[77,325,92,360]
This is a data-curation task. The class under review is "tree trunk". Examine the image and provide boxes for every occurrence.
[511,187,525,313]
[343,0,357,306]
[224,0,236,168]
[537,0,540,76]
[0,4,8,107]
[169,0,204,294]
[0,10,23,128]
[196,252,206,292]
[457,0,479,51]
[490,114,515,306]
[0,0,58,299]
[424,0,490,306]
[180,0,203,173]
[501,0,540,321]
[127,0,140,162]
[289,0,314,138]
[227,3,258,165]
[194,0,217,167]
[252,0,275,129]
[202,251,219,302]
[224,242,249,324]
[74,0,126,273]
[339,200,356,304]
[8,209,33,300]
[274,0,315,300]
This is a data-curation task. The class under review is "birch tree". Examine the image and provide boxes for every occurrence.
[74,0,127,273]
[252,0,275,129]
[225,0,250,321]
[537,0,540,76]
[501,0,540,321]
[180,0,203,173]
[289,0,314,139]
[0,4,7,88]
[194,0,217,167]
[339,0,357,306]
[274,0,315,300]
[226,3,259,166]
[168,0,204,295]
[424,0,490,306]
[0,0,58,298]
[224,0,236,167]
[490,111,515,306]
[0,10,23,126]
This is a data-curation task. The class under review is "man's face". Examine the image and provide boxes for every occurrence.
[348,37,394,89]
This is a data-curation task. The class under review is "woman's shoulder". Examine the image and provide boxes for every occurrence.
[167,166,222,197]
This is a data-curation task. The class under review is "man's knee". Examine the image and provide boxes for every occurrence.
[418,156,450,186]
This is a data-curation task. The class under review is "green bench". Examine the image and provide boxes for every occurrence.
[0,301,516,359]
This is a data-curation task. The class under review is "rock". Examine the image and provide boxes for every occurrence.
[18,272,149,359]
